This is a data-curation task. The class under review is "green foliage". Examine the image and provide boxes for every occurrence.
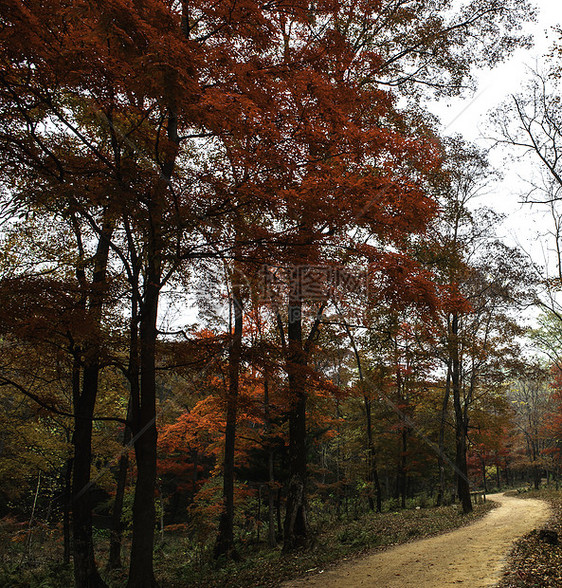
[336,526,384,548]
[0,517,71,588]
[0,562,72,588]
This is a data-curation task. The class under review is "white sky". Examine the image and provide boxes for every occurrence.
[428,0,562,280]
[436,1,560,140]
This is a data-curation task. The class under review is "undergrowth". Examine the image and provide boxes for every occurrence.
[0,501,495,587]
[157,501,495,588]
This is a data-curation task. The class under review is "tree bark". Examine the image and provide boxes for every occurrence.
[71,213,113,588]
[72,366,107,588]
[214,278,243,559]
[283,297,308,551]
[399,429,408,509]
[366,397,382,513]
[436,361,452,507]
[107,405,131,571]
[267,450,277,547]
[451,314,472,514]
[264,377,277,548]
[63,454,72,565]
[276,487,282,540]
[127,254,161,588]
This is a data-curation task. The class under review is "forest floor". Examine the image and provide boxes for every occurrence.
[2,494,543,587]
[163,499,496,587]
[282,493,551,588]
[498,487,562,587]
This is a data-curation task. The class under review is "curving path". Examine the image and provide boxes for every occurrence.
[282,493,551,588]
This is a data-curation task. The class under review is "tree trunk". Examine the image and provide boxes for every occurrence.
[364,395,377,512]
[283,298,308,551]
[335,399,342,517]
[63,454,72,565]
[107,408,131,571]
[276,487,282,540]
[373,463,382,513]
[214,279,243,559]
[264,377,277,548]
[128,416,158,588]
[451,314,472,513]
[454,421,472,513]
[267,449,277,547]
[534,465,540,489]
[191,449,198,503]
[436,361,451,506]
[399,430,408,509]
[366,402,382,513]
[127,236,161,588]
[71,215,113,587]
[283,391,308,550]
[107,451,129,570]
[257,485,262,543]
[72,365,107,588]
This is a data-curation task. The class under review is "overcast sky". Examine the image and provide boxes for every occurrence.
[436,0,559,139]
[428,0,562,275]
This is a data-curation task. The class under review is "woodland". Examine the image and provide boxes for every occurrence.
[3,0,562,587]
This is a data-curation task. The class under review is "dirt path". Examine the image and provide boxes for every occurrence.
[282,493,551,588]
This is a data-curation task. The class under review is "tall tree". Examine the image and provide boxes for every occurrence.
[491,64,562,350]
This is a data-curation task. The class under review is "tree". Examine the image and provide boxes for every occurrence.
[490,66,562,328]
[247,0,534,545]
[417,136,535,512]
[0,0,536,576]
[0,214,121,586]
[508,365,552,488]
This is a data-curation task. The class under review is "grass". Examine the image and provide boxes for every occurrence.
[498,487,562,588]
